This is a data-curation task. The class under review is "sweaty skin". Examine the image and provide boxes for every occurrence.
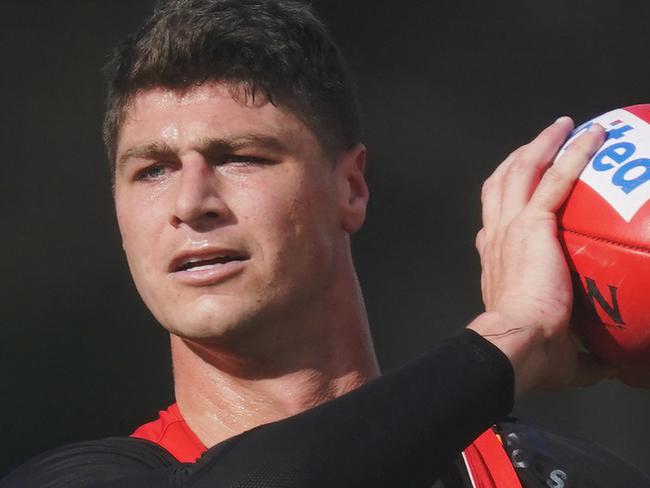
[6,116,642,488]
[115,82,615,448]
[114,82,380,447]
[5,93,645,487]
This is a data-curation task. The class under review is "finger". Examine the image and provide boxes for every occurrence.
[498,117,575,224]
[481,145,525,235]
[570,351,616,387]
[528,123,606,213]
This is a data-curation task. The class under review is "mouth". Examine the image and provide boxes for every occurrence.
[169,249,249,285]
[174,254,247,272]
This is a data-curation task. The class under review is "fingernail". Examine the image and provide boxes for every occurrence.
[555,116,571,124]
[587,122,604,133]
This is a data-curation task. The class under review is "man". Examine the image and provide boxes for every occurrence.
[2,0,648,486]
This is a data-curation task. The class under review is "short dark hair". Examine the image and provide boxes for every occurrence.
[103,0,361,168]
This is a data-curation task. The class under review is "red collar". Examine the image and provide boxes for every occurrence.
[131,403,207,463]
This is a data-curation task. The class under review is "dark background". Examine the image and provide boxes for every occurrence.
[2,0,649,478]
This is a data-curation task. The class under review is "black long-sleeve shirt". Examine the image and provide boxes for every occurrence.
[2,330,648,487]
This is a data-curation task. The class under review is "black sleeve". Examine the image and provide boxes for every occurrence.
[1,330,514,488]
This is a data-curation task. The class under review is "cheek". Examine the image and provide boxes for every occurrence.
[246,184,337,272]
[116,200,165,281]
[118,212,170,316]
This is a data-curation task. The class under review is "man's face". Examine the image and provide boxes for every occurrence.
[114,82,365,345]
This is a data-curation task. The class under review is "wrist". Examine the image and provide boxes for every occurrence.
[467,311,548,399]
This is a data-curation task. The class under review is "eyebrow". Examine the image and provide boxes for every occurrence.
[117,141,176,172]
[116,134,289,171]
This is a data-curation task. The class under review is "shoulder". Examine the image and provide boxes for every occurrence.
[0,437,178,488]
[496,421,650,488]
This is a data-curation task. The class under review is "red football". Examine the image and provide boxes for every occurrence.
[558,104,650,369]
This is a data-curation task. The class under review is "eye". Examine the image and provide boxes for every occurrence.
[221,154,273,166]
[134,163,170,181]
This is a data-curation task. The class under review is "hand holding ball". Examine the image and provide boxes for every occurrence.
[558,105,650,369]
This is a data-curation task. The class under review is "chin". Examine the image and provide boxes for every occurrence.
[159,295,267,344]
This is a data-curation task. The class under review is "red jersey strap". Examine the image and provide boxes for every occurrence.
[131,403,207,463]
[462,428,522,488]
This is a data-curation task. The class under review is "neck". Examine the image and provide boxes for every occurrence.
[171,271,380,448]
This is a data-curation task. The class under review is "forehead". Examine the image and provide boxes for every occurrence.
[116,82,322,158]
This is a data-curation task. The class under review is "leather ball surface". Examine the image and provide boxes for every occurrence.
[558,104,650,369]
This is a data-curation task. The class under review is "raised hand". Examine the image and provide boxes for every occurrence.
[468,117,615,397]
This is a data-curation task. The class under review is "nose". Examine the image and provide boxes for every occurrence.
[171,159,230,229]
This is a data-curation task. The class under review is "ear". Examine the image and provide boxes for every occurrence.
[336,144,369,233]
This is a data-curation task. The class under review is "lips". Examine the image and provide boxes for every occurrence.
[169,248,249,285]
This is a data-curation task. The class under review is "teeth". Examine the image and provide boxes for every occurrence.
[186,262,223,272]
[185,255,229,264]
[179,255,243,271]
[186,256,204,264]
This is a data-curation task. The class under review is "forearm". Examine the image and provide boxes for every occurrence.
[2,331,514,488]
[180,329,514,487]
